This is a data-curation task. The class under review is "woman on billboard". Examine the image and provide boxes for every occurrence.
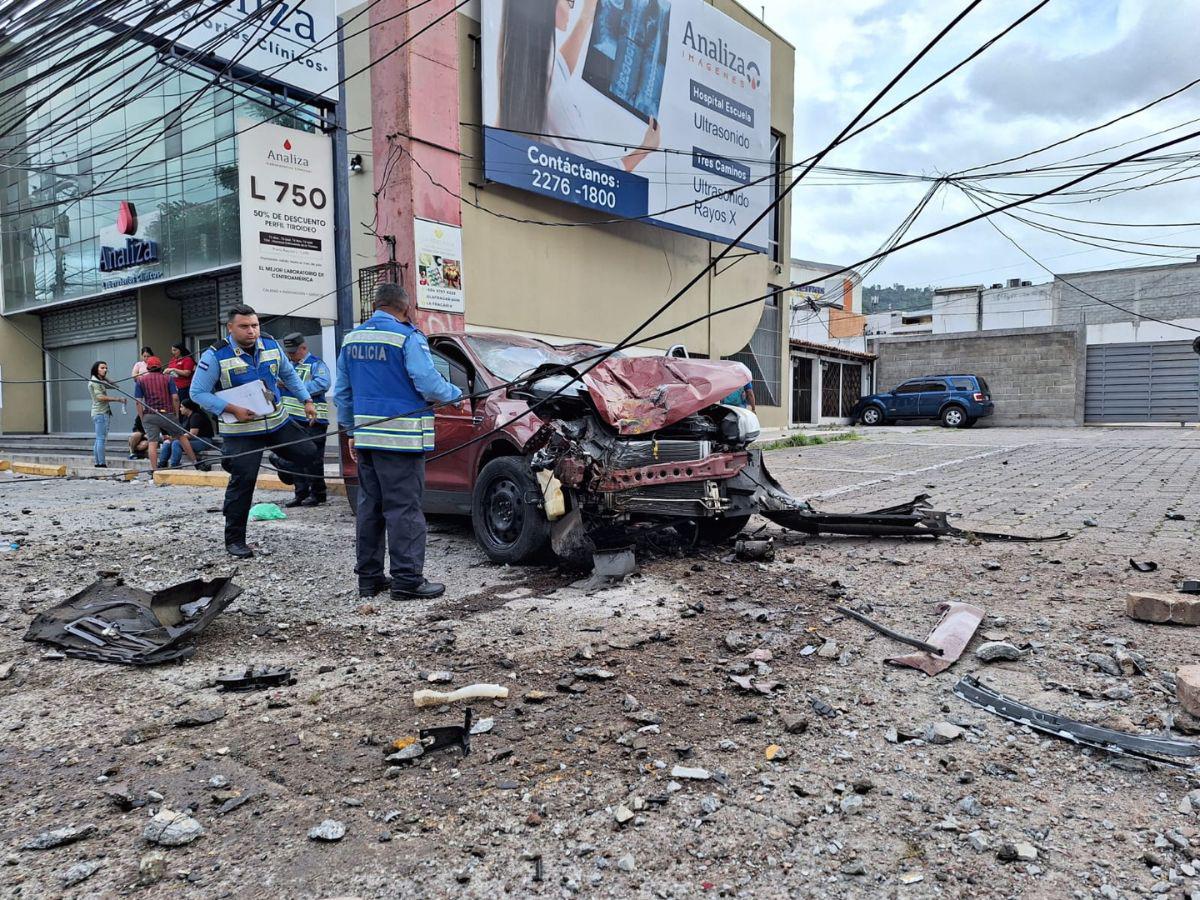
[496,0,661,173]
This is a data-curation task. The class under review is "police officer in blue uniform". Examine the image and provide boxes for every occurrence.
[191,305,324,559]
[277,332,331,508]
[334,283,461,600]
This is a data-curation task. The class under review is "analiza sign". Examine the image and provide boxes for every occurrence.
[99,202,159,273]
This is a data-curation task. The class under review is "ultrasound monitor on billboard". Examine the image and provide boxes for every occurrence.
[582,0,672,123]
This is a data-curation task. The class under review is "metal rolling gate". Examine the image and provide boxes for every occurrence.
[1085,341,1200,423]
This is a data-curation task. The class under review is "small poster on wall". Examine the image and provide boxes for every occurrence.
[414,218,465,314]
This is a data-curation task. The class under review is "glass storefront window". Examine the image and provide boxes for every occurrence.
[0,27,325,313]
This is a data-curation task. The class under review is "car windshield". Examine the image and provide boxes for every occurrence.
[465,337,619,383]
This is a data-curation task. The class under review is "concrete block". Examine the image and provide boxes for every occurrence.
[1179,666,1200,717]
[12,462,66,477]
[1127,592,1200,626]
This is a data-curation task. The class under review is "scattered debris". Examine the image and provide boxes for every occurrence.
[1129,559,1158,573]
[173,707,226,728]
[419,709,473,758]
[59,860,103,887]
[138,852,167,886]
[809,697,837,718]
[470,717,494,735]
[975,641,1024,663]
[997,842,1039,862]
[927,722,964,744]
[835,605,943,656]
[728,674,780,695]
[573,667,615,680]
[24,576,240,665]
[670,765,712,780]
[954,675,1200,767]
[216,666,296,692]
[22,824,96,850]
[413,683,509,708]
[1178,666,1200,717]
[887,603,985,676]
[735,538,775,562]
[426,671,454,684]
[1126,591,1200,626]
[308,820,346,842]
[143,810,204,847]
[1181,580,1200,595]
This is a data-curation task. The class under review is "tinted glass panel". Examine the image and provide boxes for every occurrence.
[894,382,923,394]
[950,378,974,391]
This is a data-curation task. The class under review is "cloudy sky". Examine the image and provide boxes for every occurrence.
[759,0,1200,288]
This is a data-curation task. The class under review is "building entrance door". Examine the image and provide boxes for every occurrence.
[791,357,814,424]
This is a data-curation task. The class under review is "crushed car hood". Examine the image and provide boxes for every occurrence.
[580,357,752,435]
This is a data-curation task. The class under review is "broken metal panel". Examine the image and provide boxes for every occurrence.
[581,357,752,435]
[886,602,985,676]
[24,576,240,665]
[954,674,1200,768]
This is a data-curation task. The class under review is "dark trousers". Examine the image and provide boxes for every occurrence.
[354,449,426,587]
[293,422,328,499]
[221,420,322,546]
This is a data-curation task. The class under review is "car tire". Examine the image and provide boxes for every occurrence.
[860,406,884,426]
[941,405,969,428]
[962,417,977,429]
[698,515,751,544]
[471,456,551,564]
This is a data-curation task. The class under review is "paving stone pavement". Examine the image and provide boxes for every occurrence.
[766,426,1200,546]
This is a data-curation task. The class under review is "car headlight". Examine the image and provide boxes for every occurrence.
[720,405,760,445]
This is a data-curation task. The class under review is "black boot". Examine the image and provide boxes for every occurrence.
[226,541,255,559]
[269,454,294,486]
[284,494,308,508]
[359,578,389,598]
[391,579,445,600]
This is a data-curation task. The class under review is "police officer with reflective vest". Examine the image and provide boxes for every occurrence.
[333,283,461,600]
[190,305,324,559]
[277,332,331,508]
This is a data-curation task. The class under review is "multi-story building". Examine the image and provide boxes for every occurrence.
[343,0,796,432]
[0,3,349,434]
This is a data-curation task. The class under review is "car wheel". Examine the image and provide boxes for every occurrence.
[941,405,968,428]
[860,406,884,426]
[698,515,751,544]
[471,456,551,564]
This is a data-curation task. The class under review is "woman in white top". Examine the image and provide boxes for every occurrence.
[497,0,659,173]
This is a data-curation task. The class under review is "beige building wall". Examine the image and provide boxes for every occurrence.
[0,313,46,433]
[455,3,795,430]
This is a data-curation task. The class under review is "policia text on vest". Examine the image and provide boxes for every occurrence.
[190,306,324,559]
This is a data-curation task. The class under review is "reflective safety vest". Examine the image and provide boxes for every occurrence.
[281,353,329,424]
[212,335,292,436]
[341,313,433,453]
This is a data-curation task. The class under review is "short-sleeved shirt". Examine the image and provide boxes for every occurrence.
[168,355,196,389]
[134,372,178,414]
[132,361,148,380]
[186,410,215,440]
[89,378,112,416]
[722,383,753,408]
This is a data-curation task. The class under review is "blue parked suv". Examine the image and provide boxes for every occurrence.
[852,374,995,428]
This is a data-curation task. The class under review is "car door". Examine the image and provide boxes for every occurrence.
[422,349,477,510]
[918,379,951,417]
[890,381,924,417]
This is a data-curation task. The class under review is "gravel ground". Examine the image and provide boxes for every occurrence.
[1,425,1199,899]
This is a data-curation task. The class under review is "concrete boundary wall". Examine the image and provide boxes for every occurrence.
[869,325,1086,425]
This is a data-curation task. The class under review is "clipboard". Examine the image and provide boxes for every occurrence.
[215,380,276,424]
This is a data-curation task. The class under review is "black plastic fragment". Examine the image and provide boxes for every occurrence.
[954,675,1200,768]
[216,666,296,692]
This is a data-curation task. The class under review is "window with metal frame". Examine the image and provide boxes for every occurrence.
[728,292,782,406]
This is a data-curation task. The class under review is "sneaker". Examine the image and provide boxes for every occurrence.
[95,463,107,468]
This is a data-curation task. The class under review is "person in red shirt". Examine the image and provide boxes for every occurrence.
[164,342,196,405]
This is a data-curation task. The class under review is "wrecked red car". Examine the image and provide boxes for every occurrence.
[339,332,763,563]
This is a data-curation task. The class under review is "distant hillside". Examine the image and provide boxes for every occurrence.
[863,284,934,314]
